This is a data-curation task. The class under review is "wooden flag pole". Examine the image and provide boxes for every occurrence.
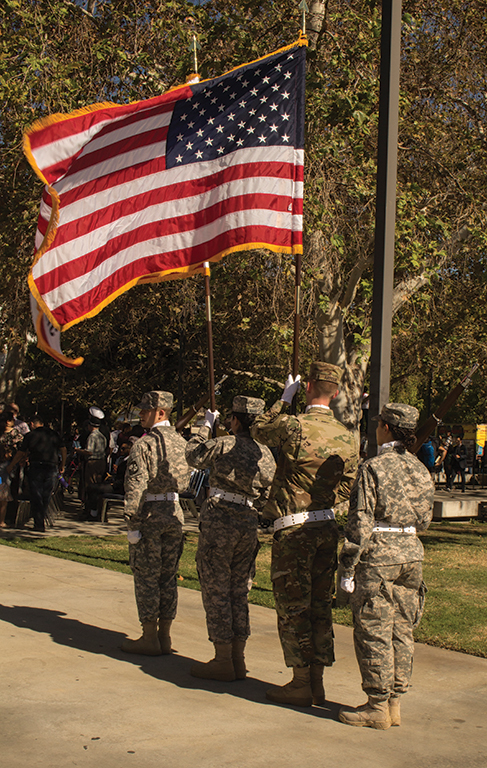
[291,251,302,414]
[203,262,217,411]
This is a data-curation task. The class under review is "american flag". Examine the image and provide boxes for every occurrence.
[25,40,306,333]
[30,295,84,368]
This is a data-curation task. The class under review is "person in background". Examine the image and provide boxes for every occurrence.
[7,415,65,532]
[8,403,30,436]
[0,411,24,528]
[75,414,107,519]
[417,436,436,474]
[448,436,467,492]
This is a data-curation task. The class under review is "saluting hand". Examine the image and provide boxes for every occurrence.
[281,374,301,404]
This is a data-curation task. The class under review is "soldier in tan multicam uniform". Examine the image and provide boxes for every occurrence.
[251,363,359,706]
[185,396,276,681]
[121,391,191,656]
[338,403,434,730]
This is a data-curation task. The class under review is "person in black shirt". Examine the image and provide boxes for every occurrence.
[8,416,65,531]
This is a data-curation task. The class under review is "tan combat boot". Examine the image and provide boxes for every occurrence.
[158,619,173,655]
[338,697,392,730]
[232,638,247,679]
[389,696,401,726]
[190,642,236,681]
[310,664,325,705]
[121,620,162,656]
[265,667,313,707]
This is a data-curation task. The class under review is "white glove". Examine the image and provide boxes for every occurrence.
[281,374,301,404]
[204,409,220,429]
[340,576,355,594]
[127,530,142,544]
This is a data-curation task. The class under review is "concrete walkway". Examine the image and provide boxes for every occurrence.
[1,545,486,768]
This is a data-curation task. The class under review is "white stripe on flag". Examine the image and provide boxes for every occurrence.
[42,208,302,310]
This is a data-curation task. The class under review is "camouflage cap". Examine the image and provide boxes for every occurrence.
[308,361,342,385]
[136,391,174,411]
[373,402,419,430]
[232,395,265,415]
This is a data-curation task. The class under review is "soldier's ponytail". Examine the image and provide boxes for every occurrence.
[387,424,416,452]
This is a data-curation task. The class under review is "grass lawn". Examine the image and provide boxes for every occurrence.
[1,521,486,657]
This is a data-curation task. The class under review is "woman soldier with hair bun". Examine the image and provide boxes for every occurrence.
[338,403,434,730]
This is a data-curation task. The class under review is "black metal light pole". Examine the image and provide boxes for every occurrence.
[367,0,402,456]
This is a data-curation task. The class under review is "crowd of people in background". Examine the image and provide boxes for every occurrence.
[0,401,149,531]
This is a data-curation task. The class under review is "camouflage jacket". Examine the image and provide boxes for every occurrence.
[124,425,191,530]
[250,400,359,519]
[340,444,434,574]
[185,427,276,519]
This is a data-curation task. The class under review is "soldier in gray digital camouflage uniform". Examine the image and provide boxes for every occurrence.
[251,362,359,706]
[185,396,276,681]
[121,391,191,656]
[338,403,434,730]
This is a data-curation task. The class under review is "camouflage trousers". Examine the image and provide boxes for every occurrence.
[129,514,184,624]
[271,522,338,668]
[197,506,260,643]
[350,561,424,701]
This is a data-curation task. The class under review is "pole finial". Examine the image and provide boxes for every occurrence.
[298,0,309,36]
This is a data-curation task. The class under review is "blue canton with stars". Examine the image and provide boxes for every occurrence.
[166,45,305,168]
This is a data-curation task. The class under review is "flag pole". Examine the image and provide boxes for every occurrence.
[291,2,307,415]
[204,262,217,411]
[188,28,216,410]
[291,251,302,415]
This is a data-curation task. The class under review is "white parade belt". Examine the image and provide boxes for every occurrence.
[373,521,416,533]
[209,487,254,508]
[274,508,335,532]
[145,492,179,502]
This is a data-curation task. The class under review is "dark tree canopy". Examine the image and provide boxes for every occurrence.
[1,0,486,429]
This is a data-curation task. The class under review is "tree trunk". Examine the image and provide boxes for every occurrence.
[0,333,28,402]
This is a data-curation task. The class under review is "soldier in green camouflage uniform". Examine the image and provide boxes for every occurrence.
[338,403,434,730]
[121,391,191,656]
[251,363,359,706]
[185,396,276,681]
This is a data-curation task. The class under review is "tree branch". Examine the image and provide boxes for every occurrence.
[228,369,285,388]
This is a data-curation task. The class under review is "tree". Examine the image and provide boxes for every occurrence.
[2,0,487,431]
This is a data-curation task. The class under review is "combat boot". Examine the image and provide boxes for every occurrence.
[338,697,392,730]
[265,666,313,707]
[232,638,247,679]
[190,642,236,681]
[389,696,401,726]
[158,619,173,654]
[121,621,162,656]
[310,663,325,705]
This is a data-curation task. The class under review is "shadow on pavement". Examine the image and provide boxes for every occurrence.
[0,602,339,720]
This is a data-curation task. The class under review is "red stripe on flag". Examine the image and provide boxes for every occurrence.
[55,156,301,210]
[46,160,300,250]
[27,86,191,151]
[51,224,300,327]
[35,191,302,295]
[41,125,169,186]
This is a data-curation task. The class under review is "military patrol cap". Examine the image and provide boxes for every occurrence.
[308,361,342,385]
[136,391,174,411]
[373,402,419,430]
[232,395,265,415]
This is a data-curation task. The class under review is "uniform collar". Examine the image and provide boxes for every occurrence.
[152,419,170,428]
[377,440,402,455]
[305,404,330,413]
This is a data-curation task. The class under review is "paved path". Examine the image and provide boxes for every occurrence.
[1,545,486,768]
